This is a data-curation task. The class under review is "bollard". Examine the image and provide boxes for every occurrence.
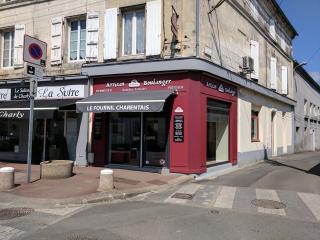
[0,167,15,190]
[98,169,114,191]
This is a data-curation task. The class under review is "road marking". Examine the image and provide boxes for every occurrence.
[298,192,320,221]
[0,225,24,240]
[213,186,236,209]
[165,184,201,204]
[36,206,83,216]
[256,189,286,216]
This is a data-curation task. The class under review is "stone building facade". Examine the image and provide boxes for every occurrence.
[0,0,301,174]
[294,62,320,152]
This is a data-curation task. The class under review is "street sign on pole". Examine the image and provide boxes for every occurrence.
[23,35,47,67]
[24,35,47,183]
[26,63,44,79]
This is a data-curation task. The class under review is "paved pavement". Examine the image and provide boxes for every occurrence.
[0,162,189,207]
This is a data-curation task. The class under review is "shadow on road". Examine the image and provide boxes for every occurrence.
[265,159,320,177]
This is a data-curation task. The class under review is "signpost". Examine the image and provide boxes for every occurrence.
[23,35,47,183]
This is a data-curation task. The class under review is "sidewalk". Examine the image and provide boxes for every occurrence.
[0,162,191,208]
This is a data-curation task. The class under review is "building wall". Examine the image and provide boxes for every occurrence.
[294,71,320,152]
[238,88,294,166]
[0,0,105,80]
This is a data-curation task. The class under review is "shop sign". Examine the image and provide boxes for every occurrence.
[174,115,184,143]
[0,89,11,101]
[10,85,85,100]
[36,85,85,100]
[204,80,237,97]
[11,87,30,100]
[0,110,25,119]
[104,79,174,92]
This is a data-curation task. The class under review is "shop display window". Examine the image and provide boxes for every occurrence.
[0,119,19,152]
[207,99,230,165]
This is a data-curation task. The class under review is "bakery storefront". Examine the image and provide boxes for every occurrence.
[77,71,237,174]
[0,80,88,164]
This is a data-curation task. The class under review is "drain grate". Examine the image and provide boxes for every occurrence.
[0,207,34,220]
[171,193,194,200]
[65,234,98,240]
[251,199,286,209]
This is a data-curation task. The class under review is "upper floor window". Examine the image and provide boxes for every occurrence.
[2,31,14,67]
[122,9,145,56]
[69,19,86,61]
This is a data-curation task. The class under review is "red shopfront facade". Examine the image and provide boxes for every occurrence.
[90,71,237,174]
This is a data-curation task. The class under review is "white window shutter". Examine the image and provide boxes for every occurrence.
[51,17,63,65]
[104,8,118,60]
[250,40,259,79]
[281,66,288,95]
[86,12,99,61]
[270,57,277,90]
[13,24,25,68]
[269,19,276,39]
[146,0,162,56]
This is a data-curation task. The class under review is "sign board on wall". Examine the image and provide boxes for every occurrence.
[8,85,85,101]
[174,115,184,143]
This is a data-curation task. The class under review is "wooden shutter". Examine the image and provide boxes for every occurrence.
[86,12,99,61]
[281,66,288,95]
[146,0,162,56]
[269,19,276,39]
[51,17,63,65]
[13,24,25,68]
[250,40,259,79]
[104,8,118,60]
[270,57,277,90]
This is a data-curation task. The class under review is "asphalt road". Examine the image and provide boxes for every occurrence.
[1,151,319,240]
[16,201,320,240]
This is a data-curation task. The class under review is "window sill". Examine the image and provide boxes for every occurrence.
[251,139,260,143]
[118,54,146,61]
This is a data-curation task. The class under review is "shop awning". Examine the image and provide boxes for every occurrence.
[0,99,78,119]
[76,90,175,113]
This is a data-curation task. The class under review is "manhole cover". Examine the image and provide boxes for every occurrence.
[210,209,220,215]
[171,193,194,200]
[0,207,34,220]
[251,199,286,209]
[65,234,98,240]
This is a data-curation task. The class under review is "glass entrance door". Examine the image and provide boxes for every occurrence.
[144,113,168,167]
[108,112,168,168]
[109,113,141,166]
[207,99,230,165]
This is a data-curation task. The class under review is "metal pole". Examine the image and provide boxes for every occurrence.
[26,88,35,183]
[196,0,200,57]
[42,118,47,162]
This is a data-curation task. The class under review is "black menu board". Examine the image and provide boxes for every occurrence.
[174,115,184,143]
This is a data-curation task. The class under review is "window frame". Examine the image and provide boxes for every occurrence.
[251,110,260,142]
[1,30,14,69]
[121,8,146,57]
[68,18,86,62]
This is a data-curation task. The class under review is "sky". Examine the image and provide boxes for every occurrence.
[277,0,320,77]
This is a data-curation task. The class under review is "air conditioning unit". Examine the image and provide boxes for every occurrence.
[242,56,254,73]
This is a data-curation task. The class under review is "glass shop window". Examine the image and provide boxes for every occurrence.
[0,120,19,152]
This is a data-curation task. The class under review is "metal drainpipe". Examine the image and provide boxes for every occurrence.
[196,0,200,58]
